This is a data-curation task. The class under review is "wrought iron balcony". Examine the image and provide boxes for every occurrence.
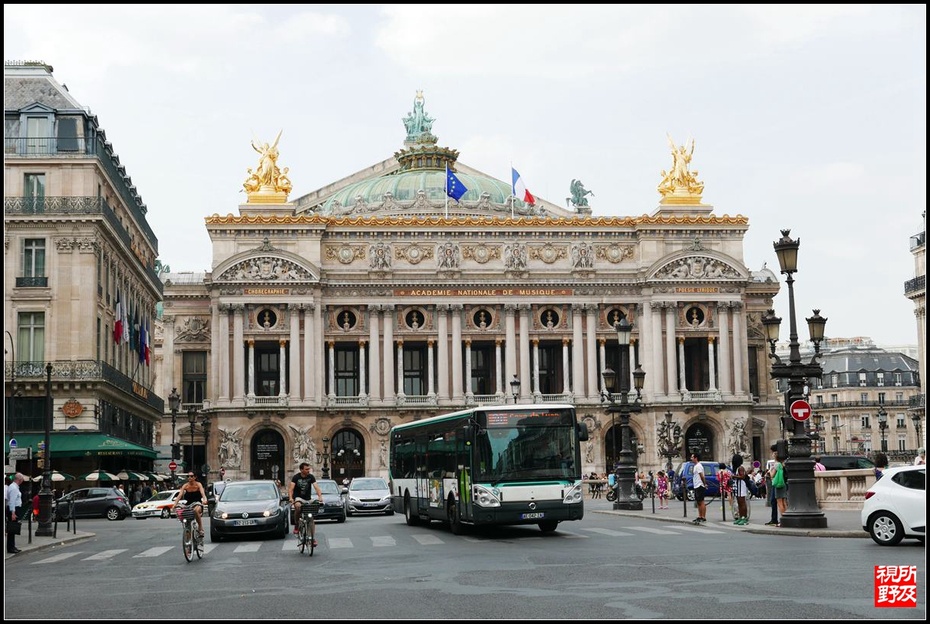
[904,274,925,296]
[15,276,48,287]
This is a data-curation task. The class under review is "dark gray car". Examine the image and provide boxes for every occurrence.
[53,487,131,521]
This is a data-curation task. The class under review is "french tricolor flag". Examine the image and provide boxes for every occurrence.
[511,167,536,206]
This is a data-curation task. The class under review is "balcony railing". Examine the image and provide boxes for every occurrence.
[4,135,157,250]
[14,276,48,287]
[4,196,163,292]
[4,359,163,412]
[904,274,925,296]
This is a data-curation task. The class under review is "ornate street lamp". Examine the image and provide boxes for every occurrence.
[877,407,888,453]
[35,363,54,536]
[656,410,682,474]
[601,317,645,511]
[187,406,198,477]
[509,375,521,404]
[200,414,211,479]
[764,229,828,528]
[168,388,180,482]
[321,437,331,479]
[4,330,16,454]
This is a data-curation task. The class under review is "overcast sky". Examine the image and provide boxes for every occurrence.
[5,5,926,347]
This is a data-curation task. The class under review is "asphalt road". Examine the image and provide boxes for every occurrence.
[3,503,925,620]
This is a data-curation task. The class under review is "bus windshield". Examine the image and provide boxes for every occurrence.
[475,422,577,482]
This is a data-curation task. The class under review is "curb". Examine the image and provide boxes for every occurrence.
[593,509,866,538]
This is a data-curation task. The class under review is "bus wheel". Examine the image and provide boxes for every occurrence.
[538,520,559,533]
[447,499,465,535]
[404,493,421,526]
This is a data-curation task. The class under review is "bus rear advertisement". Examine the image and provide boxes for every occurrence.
[388,404,588,534]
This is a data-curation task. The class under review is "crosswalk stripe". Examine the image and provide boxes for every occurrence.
[625,526,680,535]
[412,534,444,545]
[583,527,635,537]
[32,552,82,564]
[233,542,261,552]
[135,546,173,557]
[674,525,726,534]
[371,536,396,547]
[327,537,353,549]
[83,549,127,560]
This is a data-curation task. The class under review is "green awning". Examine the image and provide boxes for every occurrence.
[11,433,157,459]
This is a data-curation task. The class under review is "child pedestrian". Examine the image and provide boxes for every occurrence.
[732,465,749,525]
[656,470,669,509]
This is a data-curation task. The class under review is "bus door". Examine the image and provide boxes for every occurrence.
[457,429,474,523]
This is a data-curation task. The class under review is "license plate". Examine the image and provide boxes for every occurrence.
[234,519,257,526]
[521,512,545,519]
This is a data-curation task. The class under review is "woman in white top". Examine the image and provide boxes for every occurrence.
[915,448,926,466]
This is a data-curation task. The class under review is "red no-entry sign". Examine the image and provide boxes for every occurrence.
[168,460,178,471]
[789,399,812,422]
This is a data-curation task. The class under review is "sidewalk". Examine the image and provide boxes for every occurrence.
[5,523,96,560]
[587,495,867,538]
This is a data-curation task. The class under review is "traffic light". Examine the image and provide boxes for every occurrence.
[36,447,46,468]
[37,458,45,469]
[171,443,181,460]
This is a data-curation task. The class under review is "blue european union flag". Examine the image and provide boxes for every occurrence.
[446,166,468,202]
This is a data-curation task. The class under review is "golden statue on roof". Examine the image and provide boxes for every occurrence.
[243,130,290,203]
[658,133,704,204]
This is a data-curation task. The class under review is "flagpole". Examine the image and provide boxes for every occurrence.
[510,161,515,220]
[444,164,449,219]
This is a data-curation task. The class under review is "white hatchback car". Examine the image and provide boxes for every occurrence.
[132,489,181,519]
[861,465,925,546]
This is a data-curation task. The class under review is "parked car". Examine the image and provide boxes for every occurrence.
[314,479,347,523]
[861,464,926,546]
[819,455,876,471]
[53,487,131,521]
[131,489,180,519]
[345,476,393,516]
[209,480,289,542]
[671,461,720,500]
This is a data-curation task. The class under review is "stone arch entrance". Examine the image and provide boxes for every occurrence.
[604,421,641,471]
[684,422,715,460]
[330,428,365,482]
[250,428,286,483]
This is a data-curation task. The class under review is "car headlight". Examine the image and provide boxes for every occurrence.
[472,485,501,508]
[263,505,280,517]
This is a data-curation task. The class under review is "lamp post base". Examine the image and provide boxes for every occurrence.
[779,512,828,529]
[35,490,55,536]
[613,499,644,511]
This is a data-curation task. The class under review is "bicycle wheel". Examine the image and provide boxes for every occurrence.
[308,522,315,557]
[298,519,307,554]
[195,529,204,559]
[182,521,193,562]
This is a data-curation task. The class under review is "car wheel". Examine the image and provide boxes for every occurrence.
[161,508,171,519]
[210,527,221,543]
[538,520,559,533]
[385,508,394,516]
[105,507,122,521]
[337,513,346,523]
[868,511,905,546]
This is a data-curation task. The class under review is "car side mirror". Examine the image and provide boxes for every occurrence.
[341,487,349,495]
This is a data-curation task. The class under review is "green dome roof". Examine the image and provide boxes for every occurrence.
[321,169,533,215]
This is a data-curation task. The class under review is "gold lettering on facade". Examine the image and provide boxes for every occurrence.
[394,288,573,297]
[244,288,290,295]
[675,287,719,293]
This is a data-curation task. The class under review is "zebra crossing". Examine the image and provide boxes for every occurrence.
[27,523,728,564]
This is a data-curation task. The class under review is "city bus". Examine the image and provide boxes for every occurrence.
[389,403,588,534]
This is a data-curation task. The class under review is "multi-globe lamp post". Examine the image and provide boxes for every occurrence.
[510,375,521,404]
[600,318,645,511]
[761,229,828,529]
[656,410,682,474]
[168,388,180,484]
[877,406,888,453]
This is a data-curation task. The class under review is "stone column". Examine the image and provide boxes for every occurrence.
[585,305,598,399]
[451,304,463,402]
[382,305,395,401]
[717,302,732,396]
[532,338,540,396]
[218,306,230,403]
[436,306,449,401]
[504,304,517,385]
[707,336,717,393]
[279,338,287,397]
[164,313,176,399]
[208,305,217,402]
[464,339,473,400]
[731,302,745,397]
[677,337,689,398]
[495,338,503,397]
[327,340,335,399]
[571,304,584,400]
[396,340,405,399]
[302,304,314,402]
[665,305,677,399]
[289,304,300,399]
[561,337,571,396]
[650,302,664,398]
[368,305,381,402]
[427,339,435,399]
[359,339,368,398]
[233,305,245,401]
[247,338,256,398]
[518,305,531,399]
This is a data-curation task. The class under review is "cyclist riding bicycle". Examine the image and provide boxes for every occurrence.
[288,462,324,547]
[172,472,208,538]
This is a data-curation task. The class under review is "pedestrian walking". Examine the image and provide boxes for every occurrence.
[690,453,707,524]
[6,472,25,554]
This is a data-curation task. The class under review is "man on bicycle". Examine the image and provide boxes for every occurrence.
[173,472,208,538]
[288,462,324,546]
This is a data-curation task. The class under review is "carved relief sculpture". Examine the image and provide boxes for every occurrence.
[218,428,243,469]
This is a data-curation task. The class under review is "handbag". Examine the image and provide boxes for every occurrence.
[6,519,22,536]
[772,465,786,489]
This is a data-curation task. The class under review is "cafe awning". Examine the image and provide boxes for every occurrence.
[11,433,158,459]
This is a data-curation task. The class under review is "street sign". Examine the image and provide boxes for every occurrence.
[8,447,31,460]
[789,399,813,422]
[9,438,16,449]
[168,460,178,471]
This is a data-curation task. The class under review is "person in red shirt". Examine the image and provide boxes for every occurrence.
[32,492,40,519]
